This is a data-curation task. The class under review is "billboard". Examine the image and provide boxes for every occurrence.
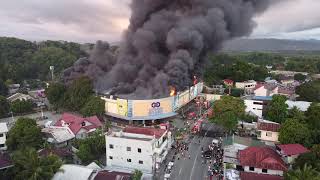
[178,90,190,107]
[117,99,128,116]
[132,97,173,118]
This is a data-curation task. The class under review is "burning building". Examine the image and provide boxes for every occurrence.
[63,0,273,99]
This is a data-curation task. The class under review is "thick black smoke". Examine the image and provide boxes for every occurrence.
[63,0,272,99]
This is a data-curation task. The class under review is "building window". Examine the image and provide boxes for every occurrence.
[0,133,3,137]
[266,132,272,137]
[249,167,255,171]
[127,147,131,151]
[127,159,131,162]
[139,160,143,164]
[109,156,113,160]
[0,144,4,148]
[109,144,114,149]
[262,169,268,173]
[138,148,142,153]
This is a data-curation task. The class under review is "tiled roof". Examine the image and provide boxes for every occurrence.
[38,148,72,158]
[254,83,265,90]
[55,113,102,135]
[124,126,166,139]
[240,172,284,180]
[224,79,234,84]
[0,153,13,170]
[239,146,288,171]
[94,170,131,180]
[276,144,310,156]
[257,122,281,132]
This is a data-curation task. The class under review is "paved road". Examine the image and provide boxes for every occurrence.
[0,111,61,129]
[158,120,218,180]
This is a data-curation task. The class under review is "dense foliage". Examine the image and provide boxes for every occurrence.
[296,80,320,102]
[10,148,62,180]
[80,96,105,117]
[0,79,8,96]
[278,119,311,147]
[210,96,245,132]
[75,130,106,165]
[0,37,87,84]
[46,82,66,109]
[10,99,34,114]
[266,95,288,123]
[6,118,44,151]
[0,95,10,117]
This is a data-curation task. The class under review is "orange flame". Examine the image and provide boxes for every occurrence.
[170,87,176,96]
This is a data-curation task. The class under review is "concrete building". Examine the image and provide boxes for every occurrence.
[254,84,278,97]
[257,120,280,144]
[105,127,173,174]
[244,100,264,118]
[235,80,257,94]
[0,123,8,150]
[6,93,33,103]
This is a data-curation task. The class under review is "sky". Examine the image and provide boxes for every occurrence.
[0,0,319,43]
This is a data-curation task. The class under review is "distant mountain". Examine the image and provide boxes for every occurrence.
[222,38,320,52]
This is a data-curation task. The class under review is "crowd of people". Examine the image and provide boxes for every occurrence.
[201,137,224,180]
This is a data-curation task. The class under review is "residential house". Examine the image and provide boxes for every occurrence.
[238,146,287,177]
[0,123,8,150]
[254,83,278,97]
[42,126,75,147]
[38,147,73,163]
[235,80,257,94]
[276,144,310,164]
[223,79,234,87]
[279,76,294,85]
[257,120,281,144]
[6,93,33,103]
[54,113,103,139]
[105,126,173,174]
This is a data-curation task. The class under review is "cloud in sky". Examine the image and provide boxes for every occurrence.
[0,0,319,43]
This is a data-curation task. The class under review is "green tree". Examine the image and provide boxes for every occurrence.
[75,130,105,164]
[132,169,143,180]
[266,95,288,123]
[0,79,8,96]
[294,73,307,82]
[305,103,320,129]
[6,118,43,151]
[211,96,245,132]
[296,81,320,102]
[12,147,62,180]
[46,83,66,108]
[80,96,105,117]
[230,88,244,97]
[10,99,34,114]
[0,95,10,117]
[279,119,311,147]
[285,164,320,180]
[64,77,93,111]
[288,106,306,122]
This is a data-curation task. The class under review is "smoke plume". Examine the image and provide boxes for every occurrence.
[63,0,272,99]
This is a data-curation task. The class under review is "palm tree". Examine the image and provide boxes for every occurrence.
[285,164,320,180]
[12,148,63,180]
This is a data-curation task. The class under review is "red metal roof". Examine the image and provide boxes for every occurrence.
[224,79,234,84]
[55,113,102,135]
[276,144,310,156]
[124,126,166,139]
[239,147,288,171]
[240,172,284,180]
[94,170,131,180]
[257,122,281,132]
[254,83,265,90]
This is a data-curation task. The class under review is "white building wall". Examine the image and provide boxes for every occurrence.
[244,100,263,118]
[75,128,88,139]
[0,132,7,150]
[244,166,283,176]
[106,136,154,173]
[257,130,279,142]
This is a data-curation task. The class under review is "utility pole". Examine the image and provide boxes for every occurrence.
[49,66,54,81]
